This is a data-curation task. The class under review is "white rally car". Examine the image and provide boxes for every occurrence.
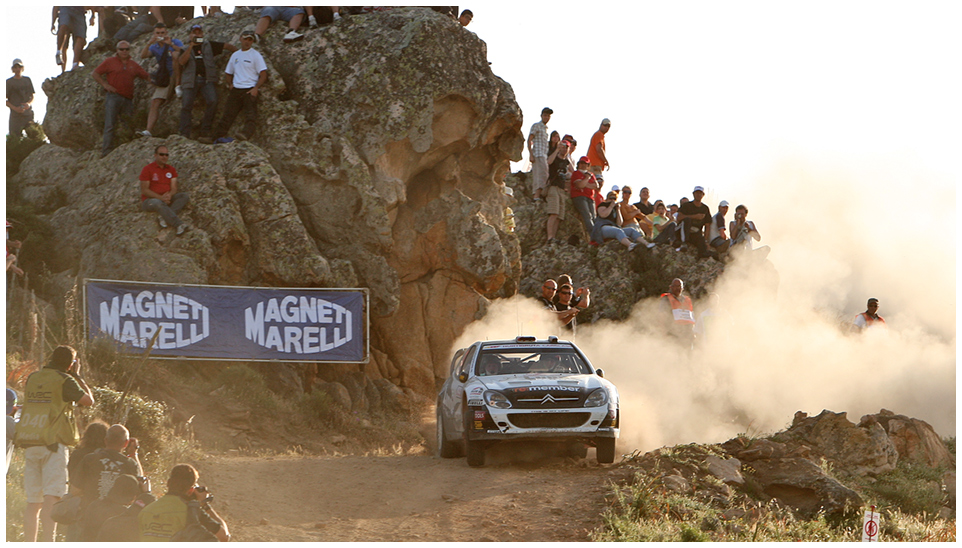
[436,336,620,466]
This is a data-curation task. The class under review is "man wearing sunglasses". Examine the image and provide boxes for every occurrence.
[140,145,190,235]
[92,41,150,158]
[211,29,267,142]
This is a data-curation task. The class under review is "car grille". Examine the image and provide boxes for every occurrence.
[508,413,591,429]
[507,389,585,409]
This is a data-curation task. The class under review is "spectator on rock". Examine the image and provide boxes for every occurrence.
[555,283,580,332]
[139,23,184,138]
[555,274,590,311]
[660,278,695,346]
[114,7,194,44]
[586,118,611,176]
[7,58,34,138]
[80,474,145,541]
[93,41,151,158]
[569,156,598,234]
[547,130,561,156]
[139,464,230,541]
[544,139,572,245]
[140,145,190,235]
[178,24,236,140]
[562,134,578,171]
[729,204,770,261]
[708,200,732,257]
[634,186,654,215]
[591,191,655,252]
[676,186,713,258]
[618,186,653,238]
[52,7,90,72]
[96,492,157,541]
[527,107,552,202]
[648,201,677,247]
[16,345,95,542]
[254,6,306,43]
[211,30,267,142]
[459,9,473,26]
[852,298,886,332]
[540,279,558,310]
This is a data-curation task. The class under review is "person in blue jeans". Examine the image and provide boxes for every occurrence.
[92,41,150,158]
[139,145,190,235]
[177,24,237,139]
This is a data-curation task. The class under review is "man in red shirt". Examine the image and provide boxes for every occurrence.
[569,156,599,234]
[586,118,611,176]
[92,40,150,158]
[140,145,189,235]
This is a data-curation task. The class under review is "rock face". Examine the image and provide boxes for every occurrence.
[861,409,954,468]
[19,8,523,399]
[774,410,900,476]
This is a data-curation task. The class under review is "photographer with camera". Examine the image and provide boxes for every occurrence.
[728,204,770,262]
[76,425,144,506]
[139,463,230,541]
[178,23,237,140]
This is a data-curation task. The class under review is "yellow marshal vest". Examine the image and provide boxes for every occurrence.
[14,368,79,447]
[139,494,189,541]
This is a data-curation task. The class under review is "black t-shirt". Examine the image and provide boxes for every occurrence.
[78,448,140,503]
[6,76,34,107]
[679,201,711,232]
[191,41,226,78]
[547,155,569,188]
[556,302,576,331]
[635,201,653,215]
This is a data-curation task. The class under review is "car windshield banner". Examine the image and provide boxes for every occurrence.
[84,280,367,363]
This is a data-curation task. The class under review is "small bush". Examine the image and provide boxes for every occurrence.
[89,386,170,469]
[215,364,277,412]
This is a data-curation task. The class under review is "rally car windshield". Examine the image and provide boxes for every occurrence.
[475,349,591,376]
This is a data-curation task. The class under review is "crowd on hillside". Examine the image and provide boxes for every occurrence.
[524,107,771,261]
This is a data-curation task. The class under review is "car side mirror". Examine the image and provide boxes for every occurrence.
[458,372,468,383]
[595,368,605,378]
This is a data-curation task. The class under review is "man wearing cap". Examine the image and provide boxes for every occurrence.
[211,30,268,142]
[17,345,95,542]
[708,200,732,255]
[6,59,34,138]
[93,41,151,158]
[569,156,599,234]
[587,118,611,175]
[852,298,886,332]
[527,107,552,202]
[178,24,237,140]
[676,186,713,258]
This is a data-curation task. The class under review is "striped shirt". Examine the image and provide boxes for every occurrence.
[529,121,549,158]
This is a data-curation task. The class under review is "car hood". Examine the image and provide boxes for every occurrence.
[479,373,608,392]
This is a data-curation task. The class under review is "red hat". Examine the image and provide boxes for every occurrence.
[578,156,591,165]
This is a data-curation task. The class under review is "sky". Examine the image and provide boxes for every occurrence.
[3,4,959,446]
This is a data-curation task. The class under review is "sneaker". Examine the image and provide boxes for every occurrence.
[71,62,80,71]
[645,242,656,249]
[56,51,63,65]
[283,30,304,43]
[175,85,183,98]
[674,247,682,252]
[176,223,188,236]
[333,12,342,20]
[308,14,318,27]
[158,217,168,228]
[139,130,152,137]
[628,242,639,252]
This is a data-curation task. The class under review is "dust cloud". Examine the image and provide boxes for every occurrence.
[453,156,956,454]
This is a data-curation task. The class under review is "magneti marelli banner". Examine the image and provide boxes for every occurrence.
[85,280,367,362]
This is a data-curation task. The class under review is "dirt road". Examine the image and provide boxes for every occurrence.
[202,445,624,542]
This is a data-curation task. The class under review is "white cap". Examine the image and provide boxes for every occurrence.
[601,118,611,126]
[719,200,729,207]
[610,185,620,193]
[693,185,705,193]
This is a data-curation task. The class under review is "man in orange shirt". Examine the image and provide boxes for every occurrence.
[586,118,610,176]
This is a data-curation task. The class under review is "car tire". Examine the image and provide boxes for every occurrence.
[465,438,486,467]
[437,409,460,458]
[596,438,616,464]
[567,442,589,459]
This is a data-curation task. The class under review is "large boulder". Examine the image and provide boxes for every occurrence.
[746,457,863,518]
[21,8,524,399]
[773,410,899,476]
[861,409,954,468]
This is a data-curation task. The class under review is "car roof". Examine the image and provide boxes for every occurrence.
[478,336,577,349]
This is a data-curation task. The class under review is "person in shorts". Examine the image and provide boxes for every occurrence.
[254,6,306,43]
[16,346,94,542]
[52,7,89,72]
[138,23,184,137]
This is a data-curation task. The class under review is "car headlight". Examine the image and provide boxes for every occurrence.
[483,390,511,409]
[584,388,609,408]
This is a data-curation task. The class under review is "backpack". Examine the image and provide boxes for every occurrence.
[151,46,171,88]
[170,502,217,542]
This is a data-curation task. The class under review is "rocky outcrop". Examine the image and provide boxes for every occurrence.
[860,409,954,468]
[773,410,900,476]
[20,8,523,400]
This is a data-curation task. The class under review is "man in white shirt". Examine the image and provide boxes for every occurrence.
[211,30,267,142]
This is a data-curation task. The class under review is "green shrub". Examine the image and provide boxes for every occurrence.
[215,364,277,412]
[89,386,170,469]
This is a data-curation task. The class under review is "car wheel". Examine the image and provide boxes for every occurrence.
[596,438,616,464]
[567,442,588,459]
[465,438,486,467]
[437,408,460,458]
